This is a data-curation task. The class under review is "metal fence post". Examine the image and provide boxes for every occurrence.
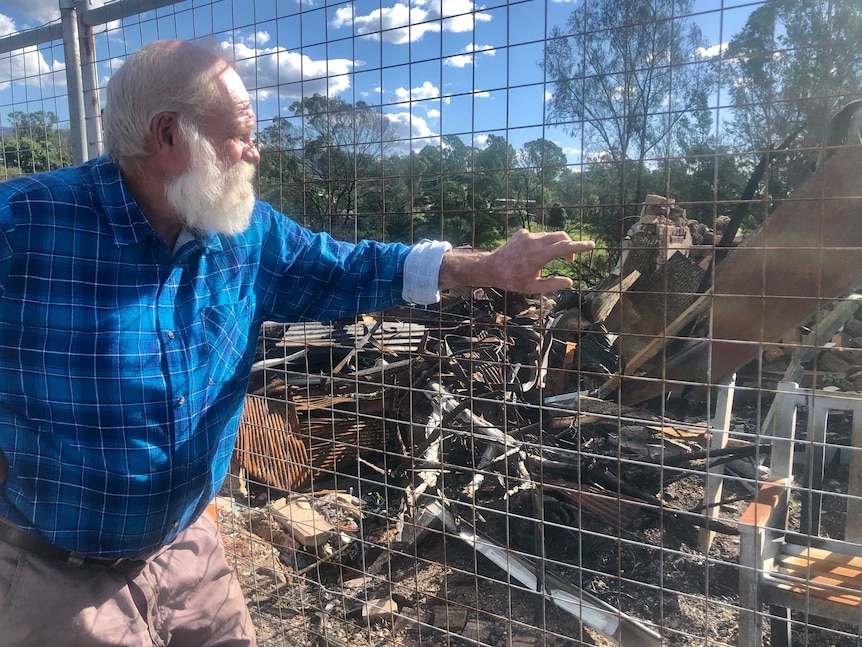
[75,0,103,160]
[60,0,88,165]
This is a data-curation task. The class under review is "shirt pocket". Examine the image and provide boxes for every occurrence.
[199,297,253,385]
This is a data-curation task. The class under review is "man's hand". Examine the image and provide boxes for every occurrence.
[438,229,595,294]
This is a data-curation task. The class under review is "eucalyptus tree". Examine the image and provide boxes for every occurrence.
[723,0,862,202]
[544,0,714,244]
[283,95,398,238]
[470,135,521,244]
[511,138,568,229]
[388,136,476,245]
[255,116,305,218]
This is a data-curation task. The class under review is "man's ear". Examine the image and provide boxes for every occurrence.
[148,111,188,176]
[151,111,179,154]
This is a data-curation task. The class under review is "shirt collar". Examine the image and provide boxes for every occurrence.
[91,155,223,253]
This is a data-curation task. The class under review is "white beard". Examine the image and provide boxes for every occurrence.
[164,126,256,235]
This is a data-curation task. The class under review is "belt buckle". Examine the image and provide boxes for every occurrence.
[66,553,86,567]
[67,553,128,568]
[106,557,130,568]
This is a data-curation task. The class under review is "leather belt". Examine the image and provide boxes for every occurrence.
[0,517,138,568]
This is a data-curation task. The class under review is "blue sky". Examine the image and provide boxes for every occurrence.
[0,0,756,163]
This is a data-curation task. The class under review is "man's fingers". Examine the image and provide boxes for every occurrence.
[528,229,572,243]
[541,239,596,263]
[530,276,575,292]
[485,231,595,293]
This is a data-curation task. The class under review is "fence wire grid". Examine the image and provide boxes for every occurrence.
[3,0,862,645]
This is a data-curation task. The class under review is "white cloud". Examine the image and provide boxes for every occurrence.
[427,108,440,119]
[332,0,491,44]
[332,6,355,29]
[443,42,495,67]
[696,42,728,58]
[473,133,489,148]
[105,57,125,73]
[473,90,490,98]
[544,90,553,102]
[98,57,126,86]
[217,40,353,100]
[245,31,271,47]
[3,0,114,27]
[0,14,66,91]
[0,14,17,36]
[384,111,440,151]
[1,1,60,25]
[443,54,472,68]
[392,80,440,105]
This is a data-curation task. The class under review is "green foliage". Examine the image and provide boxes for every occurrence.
[4,0,858,297]
[544,0,713,206]
[546,204,567,230]
[723,0,862,206]
[255,96,397,240]
[725,0,862,148]
[654,143,749,226]
[2,111,72,175]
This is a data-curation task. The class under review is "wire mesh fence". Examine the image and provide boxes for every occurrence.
[3,0,862,645]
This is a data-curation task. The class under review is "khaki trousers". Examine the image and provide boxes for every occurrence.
[0,512,255,646]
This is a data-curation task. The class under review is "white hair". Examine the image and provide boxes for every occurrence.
[164,120,256,235]
[102,41,227,171]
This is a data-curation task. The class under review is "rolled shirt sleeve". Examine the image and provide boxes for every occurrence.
[401,239,452,305]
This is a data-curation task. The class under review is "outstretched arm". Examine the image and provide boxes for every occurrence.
[438,229,595,294]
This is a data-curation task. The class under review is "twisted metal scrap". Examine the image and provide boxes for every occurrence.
[404,381,662,646]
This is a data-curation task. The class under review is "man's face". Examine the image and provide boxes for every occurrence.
[164,126,256,235]
[164,66,260,235]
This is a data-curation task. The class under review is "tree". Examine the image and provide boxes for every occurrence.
[8,111,60,141]
[3,111,72,175]
[723,0,862,201]
[282,95,398,238]
[473,134,517,202]
[255,117,305,217]
[512,138,568,227]
[547,203,568,229]
[404,137,478,246]
[655,142,748,227]
[472,135,520,243]
[441,134,472,174]
[521,138,567,184]
[544,0,714,208]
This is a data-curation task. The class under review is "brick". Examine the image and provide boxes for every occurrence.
[271,497,334,547]
[363,597,398,623]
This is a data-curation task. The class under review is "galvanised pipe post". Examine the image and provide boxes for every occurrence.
[60,0,88,164]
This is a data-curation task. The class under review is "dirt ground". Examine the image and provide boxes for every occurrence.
[218,402,862,647]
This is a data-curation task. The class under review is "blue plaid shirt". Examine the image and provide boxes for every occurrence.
[0,156,415,557]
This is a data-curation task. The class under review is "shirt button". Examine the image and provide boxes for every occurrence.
[177,396,186,406]
[167,331,175,340]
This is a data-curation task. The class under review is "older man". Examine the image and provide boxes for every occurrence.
[0,40,593,646]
